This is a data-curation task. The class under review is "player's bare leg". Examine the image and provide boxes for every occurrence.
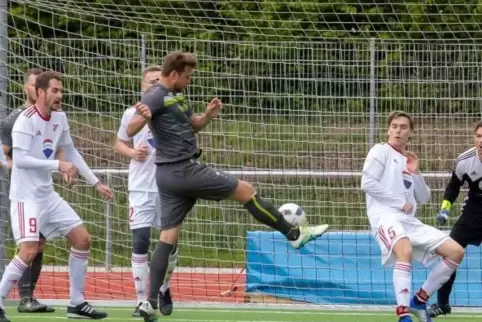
[65,224,108,320]
[17,236,55,313]
[139,226,181,322]
[0,241,40,322]
[411,239,464,322]
[231,180,329,248]
[392,237,413,322]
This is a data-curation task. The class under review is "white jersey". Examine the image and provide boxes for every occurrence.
[10,106,68,202]
[361,143,431,227]
[117,107,157,192]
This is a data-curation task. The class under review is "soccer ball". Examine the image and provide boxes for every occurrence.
[278,203,307,226]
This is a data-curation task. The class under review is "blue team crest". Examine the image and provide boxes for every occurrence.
[43,139,54,158]
[402,170,412,189]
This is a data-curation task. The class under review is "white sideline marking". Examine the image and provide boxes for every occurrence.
[7,312,482,321]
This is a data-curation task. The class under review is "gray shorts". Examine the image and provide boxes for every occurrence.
[156,159,238,229]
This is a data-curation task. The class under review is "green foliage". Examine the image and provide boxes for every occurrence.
[6,0,482,114]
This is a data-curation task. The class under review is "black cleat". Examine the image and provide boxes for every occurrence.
[132,302,142,317]
[66,302,108,319]
[0,308,10,322]
[159,288,173,316]
[17,297,55,313]
[428,303,452,318]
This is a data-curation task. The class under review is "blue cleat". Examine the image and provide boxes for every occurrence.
[409,296,432,322]
[399,316,413,322]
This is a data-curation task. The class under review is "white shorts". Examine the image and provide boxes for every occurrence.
[374,214,450,268]
[128,191,161,230]
[10,196,83,245]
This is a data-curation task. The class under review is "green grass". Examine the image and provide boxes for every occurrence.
[3,306,482,322]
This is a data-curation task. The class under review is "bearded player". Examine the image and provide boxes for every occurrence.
[361,111,464,322]
[115,65,178,317]
[0,71,114,322]
[0,68,57,313]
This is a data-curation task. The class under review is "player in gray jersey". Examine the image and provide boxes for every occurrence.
[127,51,330,322]
[0,68,55,314]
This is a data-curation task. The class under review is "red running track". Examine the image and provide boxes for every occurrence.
[7,271,246,303]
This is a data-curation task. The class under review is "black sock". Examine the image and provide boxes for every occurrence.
[244,193,300,241]
[29,252,43,295]
[17,265,32,299]
[148,242,175,307]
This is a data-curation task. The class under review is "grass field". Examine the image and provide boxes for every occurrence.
[3,306,482,322]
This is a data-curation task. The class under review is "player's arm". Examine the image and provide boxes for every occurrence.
[360,146,406,210]
[127,88,164,137]
[190,98,223,133]
[412,173,431,204]
[0,120,13,169]
[436,160,465,225]
[12,133,60,171]
[58,129,99,186]
[190,114,210,132]
[115,109,139,159]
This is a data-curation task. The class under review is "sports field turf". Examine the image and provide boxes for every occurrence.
[3,306,482,322]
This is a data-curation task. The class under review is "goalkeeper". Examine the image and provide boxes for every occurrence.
[429,121,482,318]
[127,51,329,322]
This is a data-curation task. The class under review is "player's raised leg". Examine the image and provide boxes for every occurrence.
[429,222,471,318]
[410,231,464,322]
[0,201,43,322]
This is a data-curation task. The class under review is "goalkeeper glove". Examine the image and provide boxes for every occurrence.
[436,200,451,225]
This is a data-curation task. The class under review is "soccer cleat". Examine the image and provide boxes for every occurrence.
[132,302,142,317]
[66,302,108,319]
[17,297,55,313]
[159,288,173,316]
[409,296,432,322]
[399,316,413,322]
[138,300,160,322]
[0,308,10,322]
[428,303,451,318]
[290,224,329,249]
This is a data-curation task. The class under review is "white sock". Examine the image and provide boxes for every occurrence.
[160,246,178,294]
[0,256,28,307]
[393,262,411,314]
[160,282,169,294]
[421,257,459,298]
[131,253,148,303]
[69,248,89,306]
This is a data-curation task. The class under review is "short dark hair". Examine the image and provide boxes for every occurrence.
[161,51,197,77]
[142,65,162,77]
[35,71,62,94]
[387,110,414,130]
[474,121,482,133]
[24,68,43,83]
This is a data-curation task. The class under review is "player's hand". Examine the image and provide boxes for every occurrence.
[401,202,413,214]
[59,161,78,176]
[405,151,420,174]
[436,210,449,225]
[95,183,114,200]
[135,102,152,120]
[63,172,78,187]
[132,143,148,162]
[205,97,223,119]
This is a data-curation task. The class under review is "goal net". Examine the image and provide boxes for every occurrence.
[1,0,482,309]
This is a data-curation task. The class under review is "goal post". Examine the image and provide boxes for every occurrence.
[1,0,482,310]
